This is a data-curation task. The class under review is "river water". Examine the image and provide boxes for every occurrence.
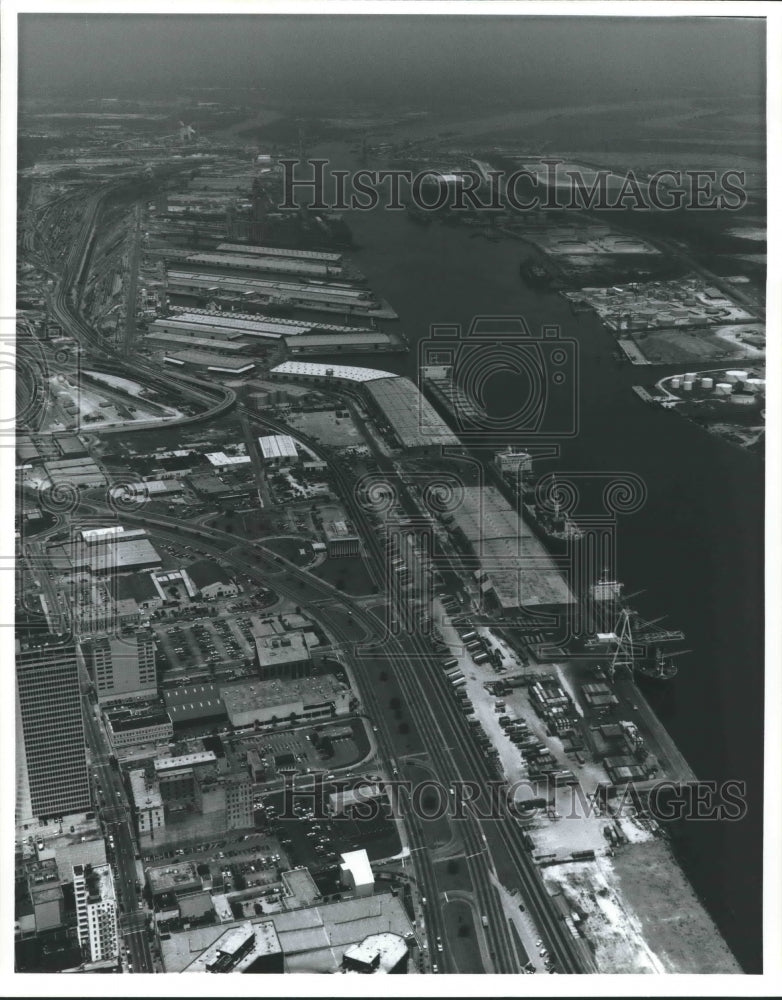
[301,138,764,972]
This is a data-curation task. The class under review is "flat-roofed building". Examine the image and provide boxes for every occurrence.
[342,933,408,974]
[160,893,413,974]
[73,863,118,964]
[81,629,157,704]
[163,683,226,728]
[449,485,575,611]
[258,433,299,466]
[270,360,396,384]
[328,785,384,817]
[253,631,312,680]
[105,705,173,750]
[323,519,361,557]
[220,674,350,728]
[163,350,255,375]
[182,920,284,973]
[364,376,461,454]
[340,849,374,898]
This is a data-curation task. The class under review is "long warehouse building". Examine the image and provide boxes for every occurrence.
[448,485,575,611]
[216,243,343,264]
[364,376,461,453]
[268,362,460,454]
[184,252,341,279]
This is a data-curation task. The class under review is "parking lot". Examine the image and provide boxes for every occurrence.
[153,615,256,677]
[236,717,370,780]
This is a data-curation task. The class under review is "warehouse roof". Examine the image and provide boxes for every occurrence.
[163,683,226,722]
[216,243,342,263]
[449,486,575,609]
[163,350,255,373]
[205,451,252,467]
[166,310,312,337]
[167,271,367,302]
[81,538,162,573]
[147,332,249,351]
[283,331,395,348]
[258,434,299,461]
[365,376,460,450]
[270,361,397,382]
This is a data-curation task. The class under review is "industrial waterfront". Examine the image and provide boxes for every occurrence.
[305,138,764,971]
[11,11,767,985]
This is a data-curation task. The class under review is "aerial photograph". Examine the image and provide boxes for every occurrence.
[7,3,772,988]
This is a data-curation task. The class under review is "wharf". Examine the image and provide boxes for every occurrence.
[613,676,697,784]
[618,339,650,365]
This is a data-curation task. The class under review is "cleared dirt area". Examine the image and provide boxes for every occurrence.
[612,839,742,974]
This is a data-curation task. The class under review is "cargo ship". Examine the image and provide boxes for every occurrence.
[519,257,554,287]
[522,498,585,546]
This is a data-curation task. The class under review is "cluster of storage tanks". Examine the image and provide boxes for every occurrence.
[670,370,766,397]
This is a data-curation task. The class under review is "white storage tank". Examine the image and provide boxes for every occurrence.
[715,382,733,396]
[684,372,697,380]
[725,369,748,384]
[670,377,681,390]
[744,377,766,393]
[700,377,714,390]
[682,380,694,392]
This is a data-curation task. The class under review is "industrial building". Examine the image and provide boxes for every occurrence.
[220,674,351,728]
[184,251,340,279]
[15,634,91,824]
[270,360,397,384]
[324,520,361,557]
[165,269,380,314]
[70,533,163,575]
[283,331,404,354]
[258,433,299,466]
[205,451,252,471]
[43,456,107,488]
[340,849,375,897]
[448,486,576,611]
[151,310,313,343]
[216,243,343,264]
[364,376,461,453]
[162,349,255,375]
[163,683,226,728]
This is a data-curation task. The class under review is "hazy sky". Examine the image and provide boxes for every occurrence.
[18,14,765,107]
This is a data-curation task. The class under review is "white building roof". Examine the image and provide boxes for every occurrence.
[205,451,252,467]
[258,434,299,461]
[154,750,217,772]
[270,360,397,382]
[340,849,374,889]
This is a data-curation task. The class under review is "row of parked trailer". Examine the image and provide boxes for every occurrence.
[498,715,578,785]
[439,657,503,779]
